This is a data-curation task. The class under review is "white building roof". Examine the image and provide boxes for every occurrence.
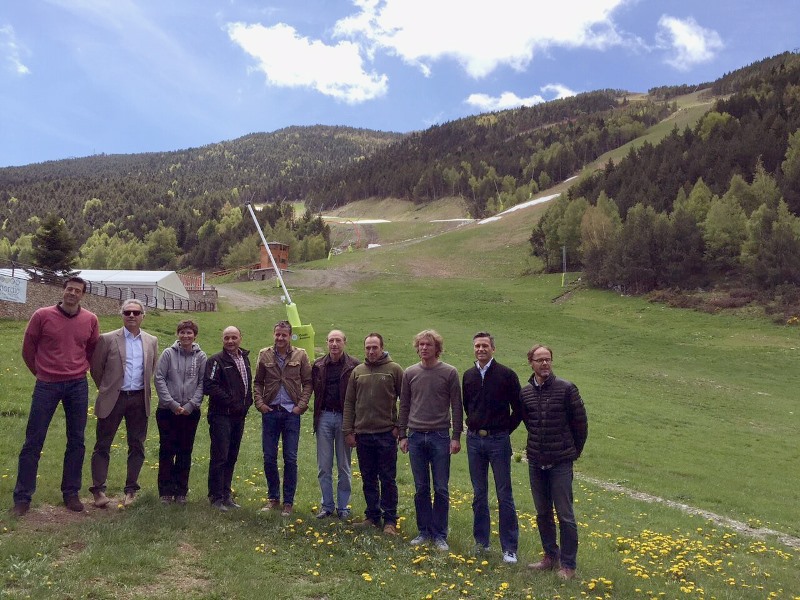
[75,270,189,300]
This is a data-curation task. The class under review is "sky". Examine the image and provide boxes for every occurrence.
[1,0,798,168]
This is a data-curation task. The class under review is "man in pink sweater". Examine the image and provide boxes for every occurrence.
[12,277,100,516]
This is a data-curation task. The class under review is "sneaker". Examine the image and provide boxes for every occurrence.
[160,495,174,504]
[557,567,576,580]
[122,492,137,507]
[502,551,518,564]
[223,498,241,509]
[383,523,398,535]
[11,502,30,517]
[92,491,110,508]
[528,555,559,571]
[211,500,229,512]
[337,508,351,520]
[433,538,449,552]
[260,499,280,512]
[409,534,429,546]
[315,509,333,519]
[472,543,490,555]
[174,495,187,505]
[281,503,293,517]
[64,495,85,512]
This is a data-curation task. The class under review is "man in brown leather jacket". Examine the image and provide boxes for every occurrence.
[253,320,312,517]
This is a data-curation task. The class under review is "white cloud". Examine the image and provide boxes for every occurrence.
[656,15,723,71]
[227,21,387,103]
[1,24,30,75]
[466,84,576,111]
[335,0,630,79]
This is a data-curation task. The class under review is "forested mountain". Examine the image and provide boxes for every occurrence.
[532,51,800,298]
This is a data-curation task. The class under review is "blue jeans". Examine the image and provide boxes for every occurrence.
[529,461,578,569]
[407,429,451,540]
[356,431,398,526]
[316,410,352,513]
[14,378,88,503]
[467,431,519,553]
[207,413,246,502]
[262,409,301,505]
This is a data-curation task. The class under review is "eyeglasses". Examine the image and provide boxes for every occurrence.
[122,310,142,316]
[531,358,552,364]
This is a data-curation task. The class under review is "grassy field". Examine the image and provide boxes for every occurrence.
[1,192,799,599]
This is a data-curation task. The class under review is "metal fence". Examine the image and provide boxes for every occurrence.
[0,260,216,312]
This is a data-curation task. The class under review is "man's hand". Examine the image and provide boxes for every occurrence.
[291,405,302,415]
[449,439,461,455]
[345,433,357,448]
[399,438,409,454]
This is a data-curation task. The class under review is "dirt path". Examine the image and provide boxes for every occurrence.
[579,474,800,549]
[214,284,280,310]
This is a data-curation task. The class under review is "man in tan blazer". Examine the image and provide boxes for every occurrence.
[89,299,158,507]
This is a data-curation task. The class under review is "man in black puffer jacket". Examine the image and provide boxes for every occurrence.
[520,344,587,581]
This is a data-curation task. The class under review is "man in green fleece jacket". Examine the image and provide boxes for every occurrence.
[343,332,403,535]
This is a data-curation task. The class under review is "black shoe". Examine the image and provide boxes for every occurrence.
[223,498,241,509]
[174,495,187,505]
[64,496,85,512]
[11,502,30,517]
[211,500,229,512]
[315,509,333,519]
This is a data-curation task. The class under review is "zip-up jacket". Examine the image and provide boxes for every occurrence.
[155,341,207,415]
[203,348,252,417]
[462,360,522,434]
[519,372,588,467]
[311,352,360,433]
[253,345,312,413]
[343,352,403,436]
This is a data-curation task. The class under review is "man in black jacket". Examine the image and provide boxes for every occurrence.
[462,332,522,563]
[203,326,252,511]
[520,344,588,580]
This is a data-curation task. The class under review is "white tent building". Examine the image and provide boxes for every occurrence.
[75,270,190,309]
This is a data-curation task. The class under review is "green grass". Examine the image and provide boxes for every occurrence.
[1,270,798,599]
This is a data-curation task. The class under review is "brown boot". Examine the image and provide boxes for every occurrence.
[92,491,110,508]
[557,567,576,580]
[527,555,559,571]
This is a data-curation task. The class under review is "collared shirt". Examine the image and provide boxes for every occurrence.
[227,349,249,392]
[270,351,295,412]
[122,327,144,391]
[476,358,494,380]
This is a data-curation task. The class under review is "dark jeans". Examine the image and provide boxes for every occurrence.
[14,377,88,504]
[467,431,519,553]
[207,413,246,502]
[356,431,398,526]
[262,409,301,505]
[90,390,148,495]
[407,429,451,540]
[529,461,578,569]
[156,407,201,497]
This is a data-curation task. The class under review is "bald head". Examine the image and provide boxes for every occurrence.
[327,329,346,361]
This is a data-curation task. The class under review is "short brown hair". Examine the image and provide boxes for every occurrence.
[63,276,88,292]
[364,332,384,348]
[176,320,198,335]
[274,320,292,334]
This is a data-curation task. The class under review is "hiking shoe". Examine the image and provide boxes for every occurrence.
[383,523,398,535]
[92,491,110,508]
[64,495,85,512]
[174,495,187,505]
[433,538,449,552]
[160,495,174,504]
[528,555,559,571]
[354,518,379,528]
[223,498,241,509]
[473,543,490,555]
[337,508,351,520]
[502,551,518,564]
[315,509,333,519]
[11,502,30,517]
[281,503,293,517]
[557,567,576,580]
[211,500,229,512]
[409,534,429,546]
[260,499,280,512]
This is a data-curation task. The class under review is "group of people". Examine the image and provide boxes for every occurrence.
[11,276,589,580]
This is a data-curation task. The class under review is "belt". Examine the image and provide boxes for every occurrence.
[468,428,506,437]
[322,408,342,414]
[119,389,144,396]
